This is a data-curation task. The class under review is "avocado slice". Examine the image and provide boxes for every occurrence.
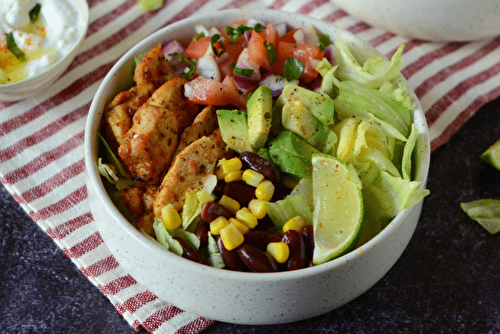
[247,85,273,150]
[216,109,255,153]
[268,131,320,179]
[281,99,330,149]
[278,83,335,125]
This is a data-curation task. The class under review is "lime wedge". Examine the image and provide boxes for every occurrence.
[480,138,500,171]
[312,154,364,265]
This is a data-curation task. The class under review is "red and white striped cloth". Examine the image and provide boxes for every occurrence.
[1,0,500,333]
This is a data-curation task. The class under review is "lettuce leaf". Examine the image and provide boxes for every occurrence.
[334,30,404,89]
[207,232,225,268]
[460,199,500,234]
[153,218,183,256]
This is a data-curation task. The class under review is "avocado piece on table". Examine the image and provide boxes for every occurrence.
[278,83,334,126]
[216,109,255,153]
[268,131,320,179]
[247,85,273,150]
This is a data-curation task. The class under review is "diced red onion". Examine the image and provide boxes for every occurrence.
[259,74,298,97]
[235,48,261,81]
[196,54,221,82]
[323,44,335,63]
[233,75,258,94]
[274,22,288,38]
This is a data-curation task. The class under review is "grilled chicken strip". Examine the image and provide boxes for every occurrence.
[154,129,226,217]
[118,103,179,183]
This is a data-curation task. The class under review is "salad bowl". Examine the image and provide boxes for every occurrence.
[84,8,430,324]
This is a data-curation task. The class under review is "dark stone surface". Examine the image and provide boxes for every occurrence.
[1,97,500,334]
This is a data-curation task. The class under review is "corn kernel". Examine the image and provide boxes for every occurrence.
[242,169,265,187]
[255,180,275,201]
[266,242,290,264]
[283,216,306,233]
[224,169,243,183]
[229,218,249,234]
[161,204,182,230]
[210,216,229,235]
[220,157,242,174]
[248,199,267,219]
[235,207,258,229]
[215,166,225,180]
[218,195,241,214]
[220,223,245,250]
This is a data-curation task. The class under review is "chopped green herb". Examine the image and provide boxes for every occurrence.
[193,32,205,41]
[225,23,264,43]
[29,3,41,23]
[230,64,254,77]
[283,58,303,80]
[6,32,25,61]
[318,33,331,51]
[210,34,226,57]
[264,40,277,65]
[169,52,197,79]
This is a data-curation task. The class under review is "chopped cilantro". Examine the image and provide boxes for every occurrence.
[169,52,197,79]
[225,23,264,43]
[283,58,303,81]
[264,40,277,65]
[318,33,332,51]
[6,32,25,61]
[210,34,226,57]
[193,32,205,41]
[230,64,254,77]
[29,3,41,23]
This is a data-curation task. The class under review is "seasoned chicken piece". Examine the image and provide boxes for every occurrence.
[118,103,179,183]
[122,185,158,219]
[175,105,218,155]
[148,76,200,131]
[134,43,174,90]
[101,85,151,151]
[122,185,158,236]
[154,129,226,216]
[101,44,173,151]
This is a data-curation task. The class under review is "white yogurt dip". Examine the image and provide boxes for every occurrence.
[0,0,82,84]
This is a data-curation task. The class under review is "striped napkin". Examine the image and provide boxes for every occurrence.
[1,0,500,333]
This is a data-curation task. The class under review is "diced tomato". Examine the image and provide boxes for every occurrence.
[278,29,297,43]
[274,42,324,79]
[259,23,278,46]
[219,42,244,79]
[185,36,225,60]
[185,36,211,59]
[184,76,247,109]
[247,30,271,72]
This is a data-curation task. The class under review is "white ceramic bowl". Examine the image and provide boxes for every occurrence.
[0,0,89,101]
[332,0,500,42]
[85,9,430,325]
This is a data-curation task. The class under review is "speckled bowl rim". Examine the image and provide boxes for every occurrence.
[85,8,431,284]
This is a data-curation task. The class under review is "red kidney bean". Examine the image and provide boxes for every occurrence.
[244,230,282,251]
[216,236,247,271]
[240,151,281,184]
[282,229,306,270]
[237,244,279,272]
[223,181,255,207]
[175,238,207,265]
[194,221,209,249]
[199,201,233,223]
[300,225,315,267]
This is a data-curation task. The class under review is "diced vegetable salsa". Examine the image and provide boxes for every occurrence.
[97,19,429,272]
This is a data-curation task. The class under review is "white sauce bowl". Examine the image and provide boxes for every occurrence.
[331,0,500,42]
[0,0,89,101]
[84,8,431,325]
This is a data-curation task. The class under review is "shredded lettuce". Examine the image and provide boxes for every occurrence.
[207,232,225,268]
[153,218,183,256]
[460,199,500,234]
[264,194,313,228]
[181,189,214,230]
[334,29,404,89]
